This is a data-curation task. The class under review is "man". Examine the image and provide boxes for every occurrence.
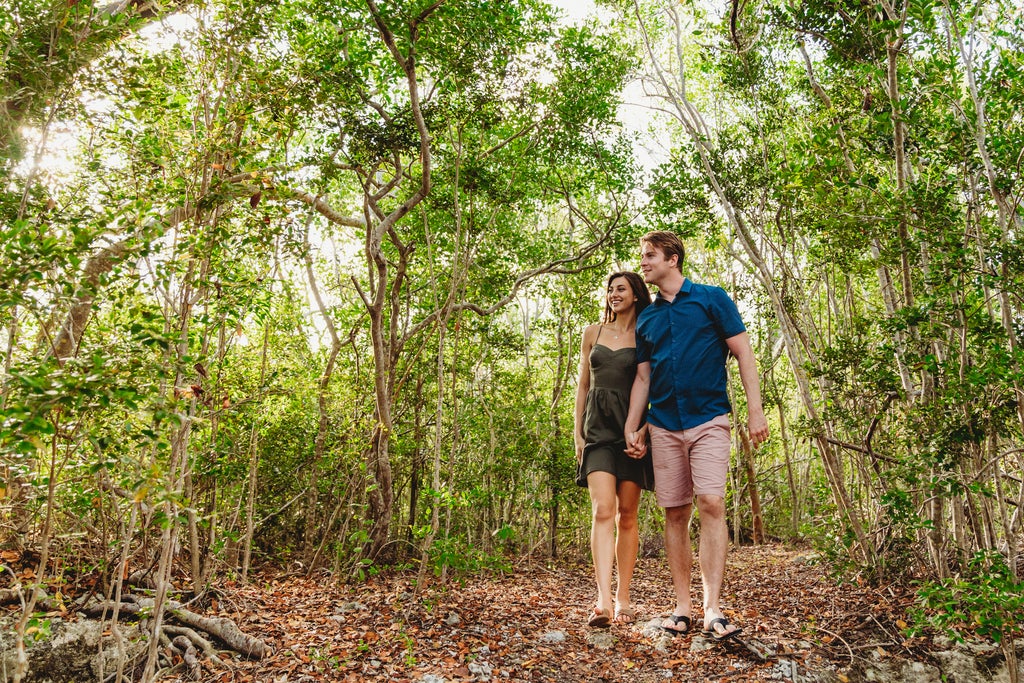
[624,230,769,640]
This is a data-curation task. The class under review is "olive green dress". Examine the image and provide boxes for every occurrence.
[575,335,655,490]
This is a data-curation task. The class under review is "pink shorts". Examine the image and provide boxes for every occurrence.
[649,415,732,508]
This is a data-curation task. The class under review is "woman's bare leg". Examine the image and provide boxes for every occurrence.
[588,471,618,620]
[614,480,643,617]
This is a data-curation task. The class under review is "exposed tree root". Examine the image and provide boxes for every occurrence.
[1,589,268,673]
[171,635,201,680]
[159,599,269,659]
[162,625,230,668]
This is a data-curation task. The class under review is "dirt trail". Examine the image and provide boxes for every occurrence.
[202,545,925,682]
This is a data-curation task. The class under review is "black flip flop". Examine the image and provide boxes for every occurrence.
[661,614,692,637]
[702,616,743,642]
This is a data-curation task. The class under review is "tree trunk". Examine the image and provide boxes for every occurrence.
[352,2,437,561]
[737,425,764,545]
[241,319,272,581]
[302,229,342,564]
[547,310,573,559]
[774,385,800,538]
[408,376,425,544]
[46,240,130,363]
[941,0,1024,437]
[631,0,874,564]
[417,320,446,583]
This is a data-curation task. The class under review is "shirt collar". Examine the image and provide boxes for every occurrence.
[654,277,691,304]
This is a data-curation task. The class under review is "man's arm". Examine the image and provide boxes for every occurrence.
[726,331,769,447]
[624,361,651,458]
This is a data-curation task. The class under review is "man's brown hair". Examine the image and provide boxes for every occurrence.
[641,231,685,273]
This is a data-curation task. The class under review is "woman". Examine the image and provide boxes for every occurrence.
[574,271,655,628]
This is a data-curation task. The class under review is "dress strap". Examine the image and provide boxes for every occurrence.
[594,325,604,344]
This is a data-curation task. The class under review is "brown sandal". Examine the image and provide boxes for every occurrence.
[587,606,612,628]
[614,605,636,624]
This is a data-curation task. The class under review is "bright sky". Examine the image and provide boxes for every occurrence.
[19,0,664,196]
[548,0,667,174]
[551,0,597,23]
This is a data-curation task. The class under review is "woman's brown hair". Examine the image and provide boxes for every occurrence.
[603,271,651,323]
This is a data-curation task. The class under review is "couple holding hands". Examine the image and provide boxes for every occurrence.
[573,231,770,639]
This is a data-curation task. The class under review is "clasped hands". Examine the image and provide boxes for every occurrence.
[624,424,648,459]
[625,415,770,459]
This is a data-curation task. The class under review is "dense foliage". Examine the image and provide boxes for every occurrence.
[2,0,1023,676]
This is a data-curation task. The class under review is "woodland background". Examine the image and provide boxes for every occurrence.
[1,0,1023,678]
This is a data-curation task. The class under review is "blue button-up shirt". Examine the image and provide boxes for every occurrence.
[635,279,746,431]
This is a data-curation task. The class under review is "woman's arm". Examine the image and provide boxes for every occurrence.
[574,325,597,463]
[624,361,650,458]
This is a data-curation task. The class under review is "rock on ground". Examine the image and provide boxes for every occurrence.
[0,616,147,683]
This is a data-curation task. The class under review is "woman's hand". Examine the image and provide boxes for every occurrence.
[574,433,585,464]
[625,424,649,459]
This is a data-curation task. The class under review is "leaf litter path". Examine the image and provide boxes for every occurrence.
[204,545,924,682]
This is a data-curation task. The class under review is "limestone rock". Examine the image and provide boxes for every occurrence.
[0,617,147,683]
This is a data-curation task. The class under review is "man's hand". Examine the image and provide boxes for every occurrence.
[625,424,648,459]
[747,410,769,448]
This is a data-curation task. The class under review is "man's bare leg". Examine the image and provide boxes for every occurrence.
[696,494,740,637]
[661,503,694,633]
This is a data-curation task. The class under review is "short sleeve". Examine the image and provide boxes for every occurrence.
[635,314,653,364]
[709,286,746,339]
